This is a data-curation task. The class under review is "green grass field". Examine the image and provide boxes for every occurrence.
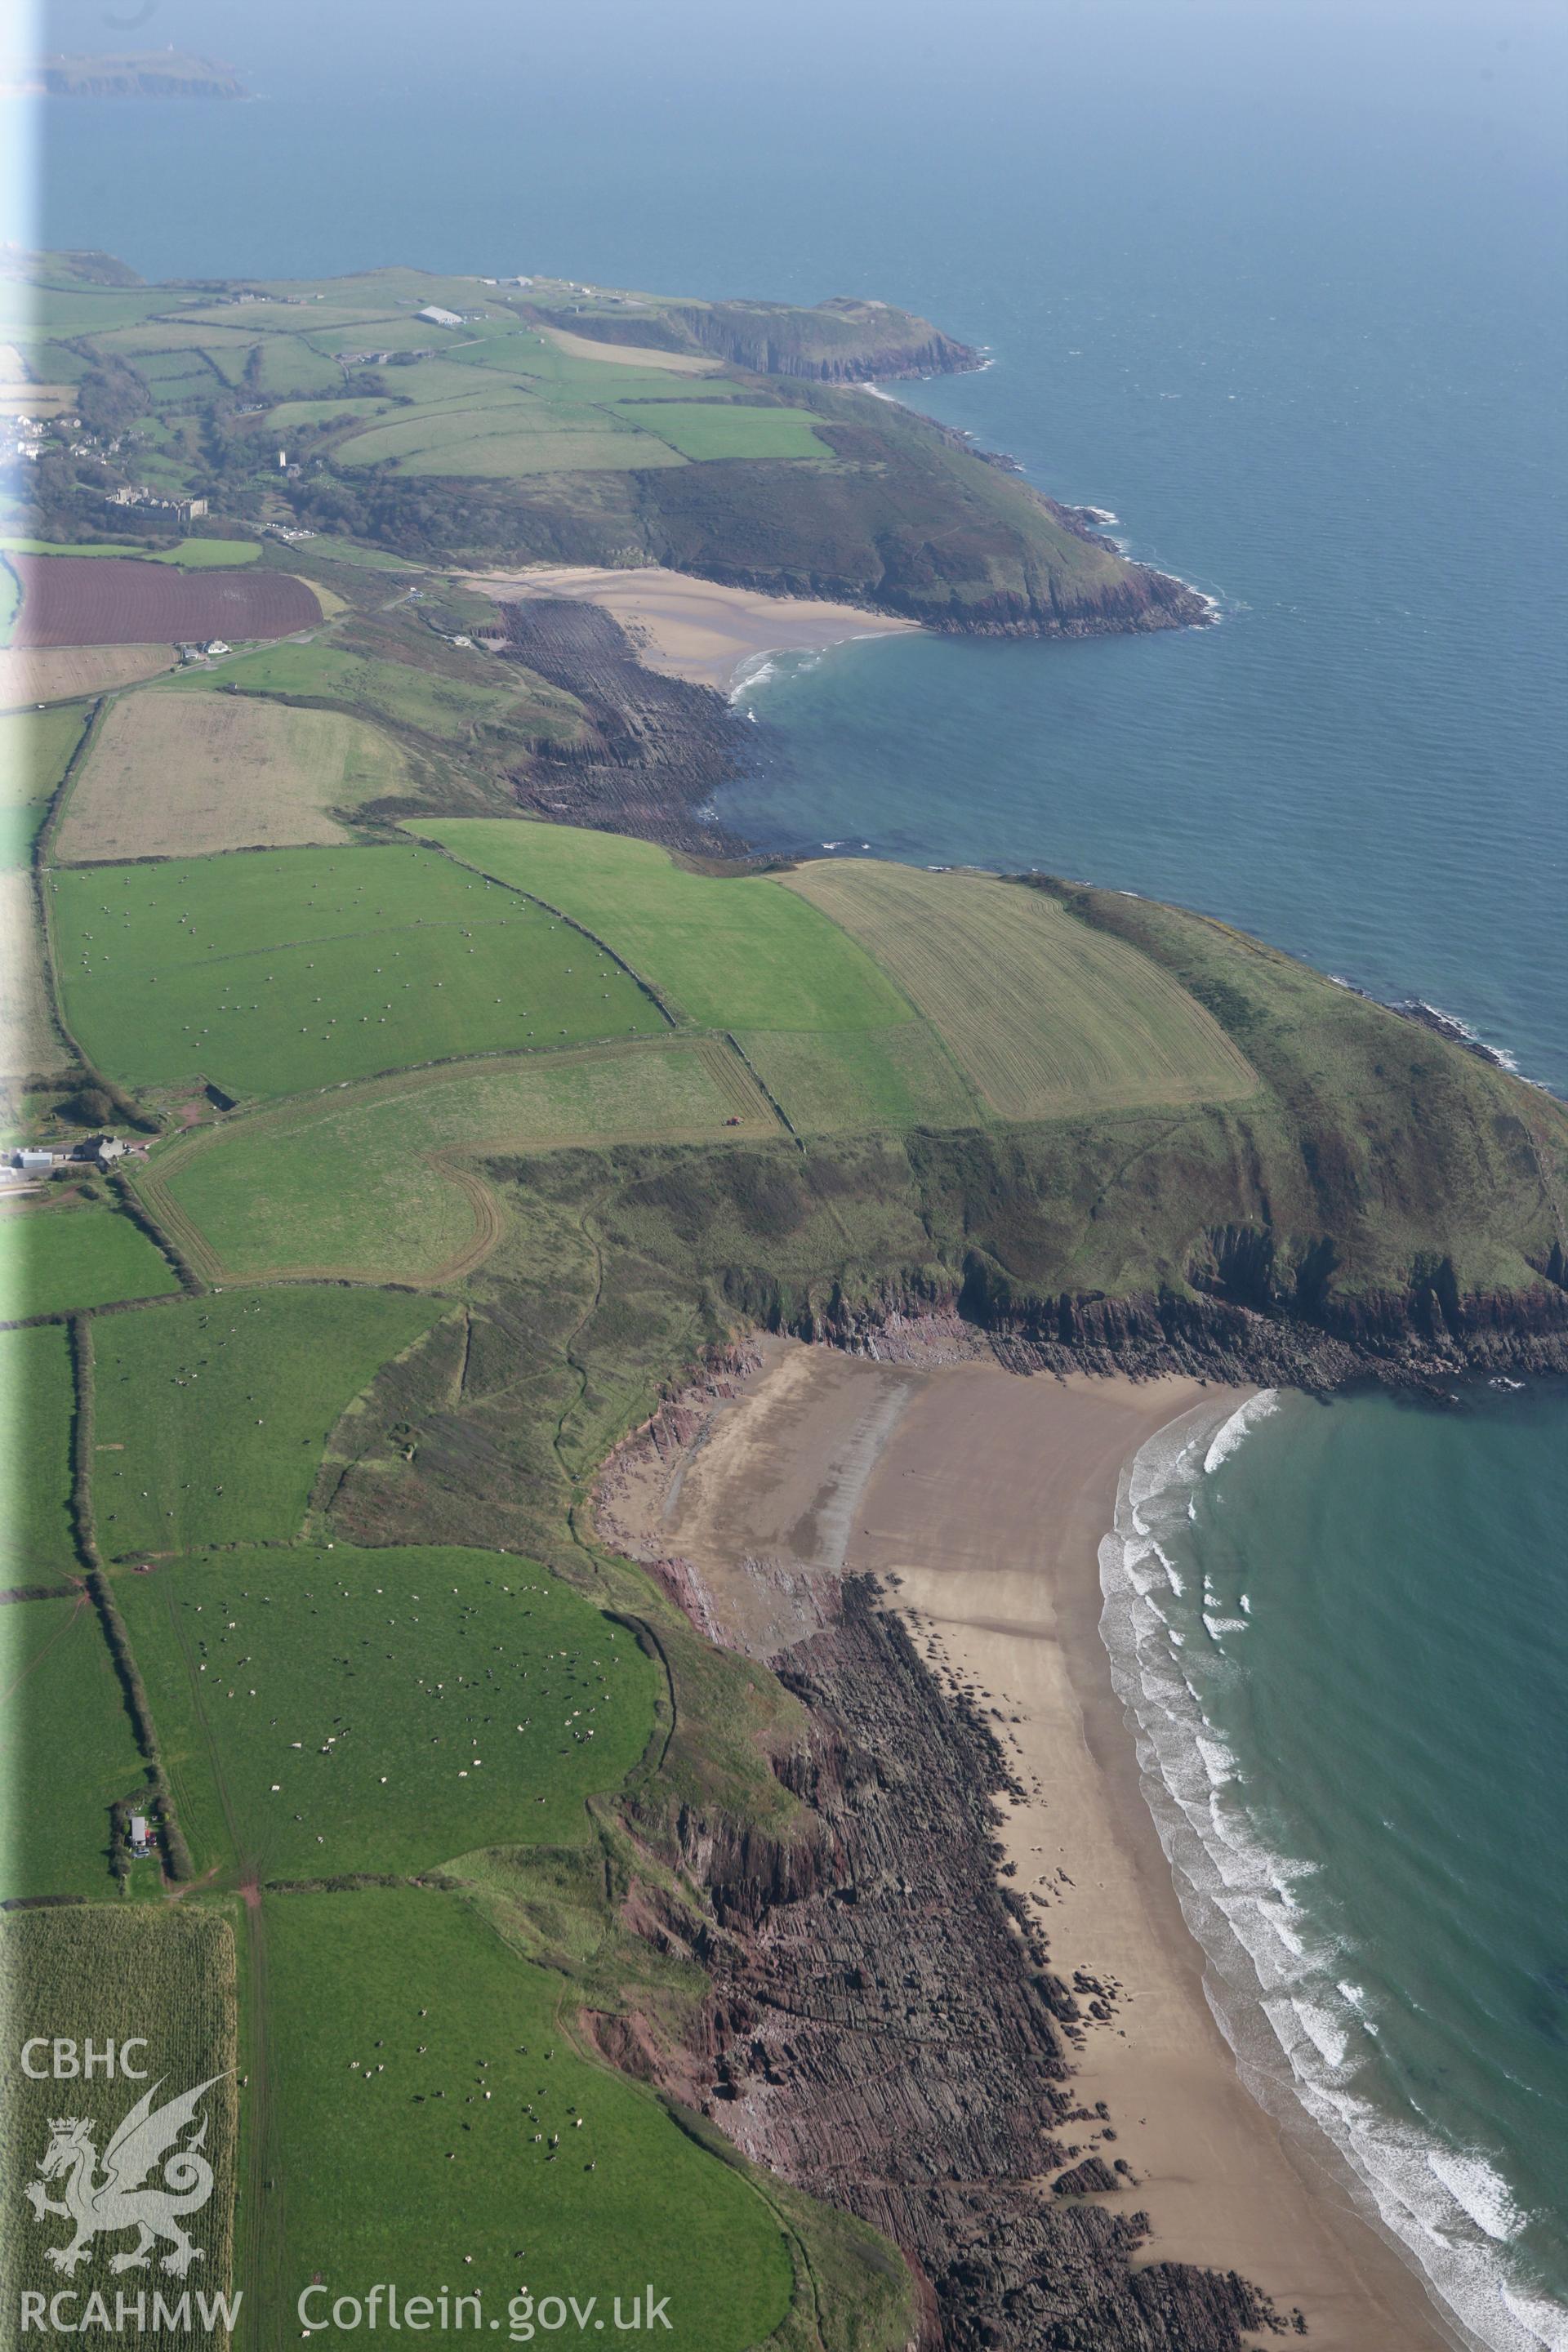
[156,635,581,747]
[332,394,677,475]
[736,1022,978,1132]
[118,1546,660,1877]
[261,395,397,430]
[422,822,911,1032]
[310,334,823,479]
[92,1286,443,1557]
[256,337,344,397]
[0,535,260,567]
[53,844,661,1098]
[0,1202,178,1322]
[0,703,87,867]
[0,1325,77,1584]
[455,342,737,400]
[0,286,178,338]
[145,1040,775,1283]
[391,429,687,479]
[0,1596,148,1899]
[263,1888,793,2349]
[0,1908,237,2317]
[308,315,467,357]
[613,401,828,460]
[132,354,217,397]
[786,861,1260,1120]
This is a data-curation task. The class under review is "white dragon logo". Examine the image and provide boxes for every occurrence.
[25,2074,225,2278]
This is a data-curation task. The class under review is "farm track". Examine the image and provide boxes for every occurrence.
[158,1576,286,2346]
[0,1587,91,1703]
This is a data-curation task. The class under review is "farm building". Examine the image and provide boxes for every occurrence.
[417,305,464,327]
[73,1134,128,1169]
[128,1816,150,1855]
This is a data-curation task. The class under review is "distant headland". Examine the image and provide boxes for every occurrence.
[2,53,248,101]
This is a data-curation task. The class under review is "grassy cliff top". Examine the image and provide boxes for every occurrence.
[92,819,1566,1344]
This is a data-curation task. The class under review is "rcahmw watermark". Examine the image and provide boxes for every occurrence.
[20,2289,242,2333]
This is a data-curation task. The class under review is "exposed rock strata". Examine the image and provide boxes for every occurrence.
[619,1575,1279,2352]
[497,597,749,854]
[795,1272,1568,1395]
[596,1351,1285,2347]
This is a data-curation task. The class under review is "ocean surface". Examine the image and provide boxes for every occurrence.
[15,3,1567,2342]
[1106,1386,1568,2352]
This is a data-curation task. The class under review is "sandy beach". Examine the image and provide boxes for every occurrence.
[617,1340,1446,2352]
[461,563,917,691]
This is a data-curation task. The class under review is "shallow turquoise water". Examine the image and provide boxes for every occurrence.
[16,7,1568,2342]
[1108,1385,1568,2350]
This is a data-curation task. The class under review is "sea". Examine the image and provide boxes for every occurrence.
[11,2,1567,2341]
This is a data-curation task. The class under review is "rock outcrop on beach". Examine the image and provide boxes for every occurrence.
[615,1570,1280,2352]
[494,596,749,854]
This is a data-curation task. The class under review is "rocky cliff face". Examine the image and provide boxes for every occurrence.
[555,295,982,383]
[673,297,982,382]
[807,1264,1568,1394]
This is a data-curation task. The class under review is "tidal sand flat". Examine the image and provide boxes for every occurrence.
[633,1343,1443,2352]
[462,564,917,689]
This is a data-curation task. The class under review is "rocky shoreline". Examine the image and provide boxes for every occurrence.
[497,595,751,856]
[811,1282,1568,1397]
[596,1358,1290,2352]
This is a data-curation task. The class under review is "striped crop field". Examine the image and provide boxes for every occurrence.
[55,691,412,863]
[782,861,1258,1122]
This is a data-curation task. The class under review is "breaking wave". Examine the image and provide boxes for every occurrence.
[1099,1393,1564,2352]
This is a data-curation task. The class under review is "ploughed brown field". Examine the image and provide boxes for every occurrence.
[10,556,321,647]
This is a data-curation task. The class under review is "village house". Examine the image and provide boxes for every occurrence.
[74,1134,128,1168]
